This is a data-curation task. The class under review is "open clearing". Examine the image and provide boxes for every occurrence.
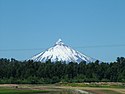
[0,84,125,94]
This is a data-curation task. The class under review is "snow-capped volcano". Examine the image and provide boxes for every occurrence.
[30,39,96,63]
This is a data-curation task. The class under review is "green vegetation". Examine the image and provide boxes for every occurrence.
[0,57,125,84]
[0,84,125,94]
[0,88,49,94]
[85,89,121,94]
[59,82,125,88]
[0,86,83,94]
[99,90,121,94]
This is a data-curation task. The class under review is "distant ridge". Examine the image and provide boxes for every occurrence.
[30,39,96,63]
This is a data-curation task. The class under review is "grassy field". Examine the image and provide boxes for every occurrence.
[0,84,125,94]
[59,82,125,88]
[85,89,121,94]
[0,87,50,94]
[59,82,125,94]
[0,85,76,94]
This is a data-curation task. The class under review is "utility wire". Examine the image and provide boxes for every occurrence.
[0,44,125,52]
[0,48,45,52]
[74,44,125,49]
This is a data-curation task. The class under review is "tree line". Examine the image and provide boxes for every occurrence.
[0,57,125,84]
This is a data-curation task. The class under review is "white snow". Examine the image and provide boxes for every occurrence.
[30,39,96,63]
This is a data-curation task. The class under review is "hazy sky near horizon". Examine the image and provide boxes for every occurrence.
[0,0,125,62]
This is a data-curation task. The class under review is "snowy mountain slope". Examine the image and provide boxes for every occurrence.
[30,39,96,63]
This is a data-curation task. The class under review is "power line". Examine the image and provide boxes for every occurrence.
[0,48,46,52]
[0,44,125,52]
[74,44,125,49]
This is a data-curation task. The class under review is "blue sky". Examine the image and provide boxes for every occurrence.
[0,0,125,62]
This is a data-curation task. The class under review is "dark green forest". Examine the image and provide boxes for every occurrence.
[0,57,125,84]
